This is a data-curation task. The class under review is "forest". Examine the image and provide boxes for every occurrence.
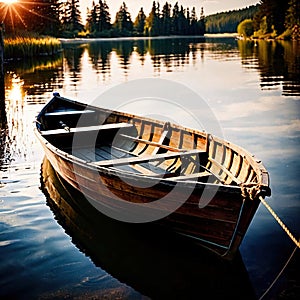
[0,1,205,38]
[206,0,299,40]
[251,0,300,39]
[1,0,299,39]
[205,5,259,33]
[236,0,300,40]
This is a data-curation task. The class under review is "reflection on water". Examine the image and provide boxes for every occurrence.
[6,55,63,99]
[237,40,300,96]
[1,74,41,169]
[41,157,256,299]
[1,36,299,299]
[4,37,300,98]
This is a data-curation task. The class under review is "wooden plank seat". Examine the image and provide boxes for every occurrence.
[119,133,183,152]
[40,123,133,136]
[44,109,95,116]
[92,149,204,167]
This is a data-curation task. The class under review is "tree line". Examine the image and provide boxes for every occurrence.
[2,1,298,39]
[0,0,205,38]
[253,0,299,39]
[86,1,205,37]
[237,0,300,39]
[205,5,259,33]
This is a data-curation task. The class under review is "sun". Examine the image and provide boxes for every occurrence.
[1,0,54,33]
[2,0,18,4]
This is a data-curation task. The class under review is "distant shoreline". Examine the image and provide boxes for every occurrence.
[59,35,205,43]
[205,33,238,38]
[59,33,238,43]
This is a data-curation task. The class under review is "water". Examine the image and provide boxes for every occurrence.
[1,36,299,299]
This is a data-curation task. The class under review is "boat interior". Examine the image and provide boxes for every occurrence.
[37,97,262,186]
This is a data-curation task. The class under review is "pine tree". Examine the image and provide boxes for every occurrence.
[171,2,180,34]
[113,2,133,34]
[178,5,187,34]
[186,7,190,34]
[86,2,97,33]
[134,8,146,35]
[145,1,160,36]
[86,0,111,34]
[190,7,198,35]
[198,7,205,35]
[161,2,172,35]
[62,0,84,33]
[98,0,111,32]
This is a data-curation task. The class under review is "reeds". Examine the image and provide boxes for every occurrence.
[4,37,62,59]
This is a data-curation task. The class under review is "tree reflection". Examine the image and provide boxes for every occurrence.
[63,45,84,87]
[5,37,300,99]
[238,40,300,96]
[113,41,134,74]
[88,42,111,75]
[84,38,205,75]
[134,40,147,64]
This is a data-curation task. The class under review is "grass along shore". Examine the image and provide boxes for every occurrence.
[4,37,62,59]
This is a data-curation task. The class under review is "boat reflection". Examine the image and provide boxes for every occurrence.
[41,157,257,299]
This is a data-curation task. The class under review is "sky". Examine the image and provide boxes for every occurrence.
[80,0,260,23]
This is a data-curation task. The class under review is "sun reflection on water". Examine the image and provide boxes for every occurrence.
[1,73,42,168]
[7,74,24,102]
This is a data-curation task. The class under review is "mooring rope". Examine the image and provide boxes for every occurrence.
[258,244,298,300]
[257,194,299,299]
[257,195,299,299]
[240,184,300,299]
[259,195,300,249]
[240,183,300,248]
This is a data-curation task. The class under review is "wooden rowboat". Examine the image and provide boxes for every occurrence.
[41,157,257,299]
[35,93,271,259]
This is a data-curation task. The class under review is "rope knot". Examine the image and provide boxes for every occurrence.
[240,183,262,200]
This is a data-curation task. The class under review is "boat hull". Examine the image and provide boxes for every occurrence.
[37,132,259,259]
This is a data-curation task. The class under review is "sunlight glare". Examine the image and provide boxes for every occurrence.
[2,0,18,4]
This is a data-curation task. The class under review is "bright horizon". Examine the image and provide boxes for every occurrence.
[80,0,260,23]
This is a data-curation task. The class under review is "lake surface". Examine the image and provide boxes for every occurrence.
[1,36,299,299]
